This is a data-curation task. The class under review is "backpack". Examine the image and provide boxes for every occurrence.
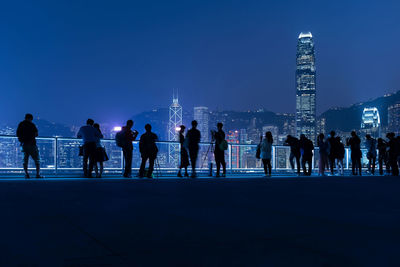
[115,131,125,148]
[219,140,228,151]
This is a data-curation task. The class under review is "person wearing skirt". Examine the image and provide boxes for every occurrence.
[177,125,189,177]
[94,123,107,178]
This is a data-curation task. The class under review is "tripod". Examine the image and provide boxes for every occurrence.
[200,142,214,176]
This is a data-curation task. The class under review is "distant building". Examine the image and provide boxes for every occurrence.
[168,94,182,165]
[388,103,400,134]
[361,107,381,137]
[296,32,316,142]
[226,130,240,168]
[316,117,326,135]
[194,106,209,142]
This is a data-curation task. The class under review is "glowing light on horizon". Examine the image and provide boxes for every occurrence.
[113,126,122,131]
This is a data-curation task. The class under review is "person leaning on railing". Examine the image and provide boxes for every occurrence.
[16,113,43,179]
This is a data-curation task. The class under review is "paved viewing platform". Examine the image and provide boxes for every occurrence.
[1,175,399,266]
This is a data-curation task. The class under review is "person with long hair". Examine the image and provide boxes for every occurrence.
[260,131,273,177]
[177,125,189,177]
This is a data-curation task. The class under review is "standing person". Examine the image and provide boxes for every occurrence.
[299,134,314,176]
[16,113,42,178]
[284,135,301,175]
[377,138,388,175]
[177,125,189,177]
[347,131,362,176]
[336,136,345,176]
[116,120,138,178]
[138,124,158,178]
[214,122,227,177]
[328,131,338,175]
[365,134,377,175]
[93,123,105,178]
[386,132,399,176]
[317,133,329,176]
[260,131,273,177]
[186,120,201,178]
[77,119,102,178]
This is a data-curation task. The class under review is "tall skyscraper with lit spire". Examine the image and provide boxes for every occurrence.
[296,32,316,142]
[168,91,182,165]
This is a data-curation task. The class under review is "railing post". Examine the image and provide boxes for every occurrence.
[229,144,232,174]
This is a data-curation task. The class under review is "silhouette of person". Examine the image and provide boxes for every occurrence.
[77,119,102,178]
[138,124,158,178]
[317,133,329,176]
[260,131,273,177]
[377,138,388,175]
[177,125,189,177]
[386,132,399,176]
[328,131,339,175]
[299,134,314,176]
[16,113,42,178]
[347,131,362,176]
[284,135,301,175]
[365,134,377,175]
[93,123,105,178]
[214,122,227,177]
[118,120,138,178]
[186,120,201,178]
[336,136,345,176]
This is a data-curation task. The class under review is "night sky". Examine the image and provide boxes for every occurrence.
[1,0,399,125]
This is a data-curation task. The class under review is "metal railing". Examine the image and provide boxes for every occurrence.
[0,135,375,176]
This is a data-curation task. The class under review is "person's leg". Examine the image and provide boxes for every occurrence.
[358,157,362,175]
[191,149,198,177]
[262,159,267,175]
[30,146,41,177]
[221,154,226,176]
[329,156,334,174]
[22,148,30,177]
[215,152,221,176]
[289,153,295,170]
[99,162,103,177]
[351,154,356,175]
[126,149,133,176]
[296,156,301,174]
[308,158,313,175]
[302,158,307,175]
[372,156,376,175]
[267,159,271,176]
[139,156,147,177]
[148,157,155,178]
[83,144,89,177]
[87,143,96,178]
[368,157,372,173]
[378,155,383,175]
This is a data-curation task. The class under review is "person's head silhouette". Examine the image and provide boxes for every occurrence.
[93,123,100,131]
[179,125,185,134]
[86,119,94,126]
[217,122,223,130]
[25,113,33,121]
[145,124,152,132]
[126,120,134,129]
[191,120,198,128]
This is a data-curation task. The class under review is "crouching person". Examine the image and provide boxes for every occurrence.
[138,124,158,178]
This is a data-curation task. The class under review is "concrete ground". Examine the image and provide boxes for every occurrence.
[0,176,399,267]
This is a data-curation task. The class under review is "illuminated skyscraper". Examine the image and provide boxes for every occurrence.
[388,103,400,134]
[168,93,182,165]
[194,106,209,142]
[296,32,316,142]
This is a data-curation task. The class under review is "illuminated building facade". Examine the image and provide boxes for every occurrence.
[296,32,316,142]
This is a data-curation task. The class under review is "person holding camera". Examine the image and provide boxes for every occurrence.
[116,120,138,178]
[138,124,158,178]
[213,122,227,177]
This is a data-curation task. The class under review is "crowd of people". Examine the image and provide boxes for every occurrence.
[15,113,400,178]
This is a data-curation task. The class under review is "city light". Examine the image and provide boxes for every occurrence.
[113,126,122,132]
[175,127,181,132]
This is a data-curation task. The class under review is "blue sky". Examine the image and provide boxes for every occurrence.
[0,0,399,125]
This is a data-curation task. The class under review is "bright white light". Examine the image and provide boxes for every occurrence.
[175,127,181,132]
[298,32,313,39]
[113,126,122,132]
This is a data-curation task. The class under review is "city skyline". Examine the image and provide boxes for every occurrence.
[1,1,400,125]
